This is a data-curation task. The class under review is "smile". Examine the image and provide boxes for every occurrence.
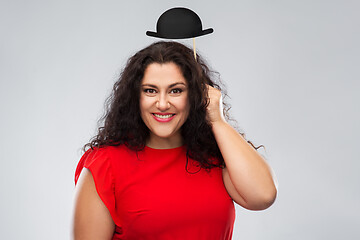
[153,113,174,118]
[152,113,176,122]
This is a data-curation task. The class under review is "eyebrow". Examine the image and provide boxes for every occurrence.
[141,82,187,88]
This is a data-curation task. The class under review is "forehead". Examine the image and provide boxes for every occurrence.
[142,62,187,85]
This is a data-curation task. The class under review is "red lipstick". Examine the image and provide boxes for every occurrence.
[152,113,176,122]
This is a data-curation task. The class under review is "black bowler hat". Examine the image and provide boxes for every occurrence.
[146,7,214,39]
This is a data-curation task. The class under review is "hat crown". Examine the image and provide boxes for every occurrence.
[157,8,202,38]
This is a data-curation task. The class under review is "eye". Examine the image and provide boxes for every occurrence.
[170,88,183,94]
[144,89,156,94]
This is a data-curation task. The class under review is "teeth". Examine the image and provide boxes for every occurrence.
[154,114,174,119]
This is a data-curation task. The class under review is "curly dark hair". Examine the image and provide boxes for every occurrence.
[83,41,264,172]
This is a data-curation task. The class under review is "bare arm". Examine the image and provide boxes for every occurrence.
[72,168,115,240]
[206,85,277,210]
[213,120,277,210]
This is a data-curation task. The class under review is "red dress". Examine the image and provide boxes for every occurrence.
[75,144,235,240]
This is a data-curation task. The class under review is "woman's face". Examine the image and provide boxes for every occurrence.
[140,62,190,148]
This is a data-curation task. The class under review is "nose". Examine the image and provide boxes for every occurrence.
[156,93,170,111]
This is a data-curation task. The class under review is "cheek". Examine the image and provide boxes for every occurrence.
[140,96,151,110]
[177,96,190,116]
[139,96,151,120]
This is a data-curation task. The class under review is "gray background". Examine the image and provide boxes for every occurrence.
[1,0,359,239]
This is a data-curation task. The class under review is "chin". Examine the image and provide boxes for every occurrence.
[149,127,181,140]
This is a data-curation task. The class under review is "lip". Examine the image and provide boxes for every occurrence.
[152,113,176,122]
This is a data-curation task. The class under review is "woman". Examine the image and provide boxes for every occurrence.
[73,41,277,239]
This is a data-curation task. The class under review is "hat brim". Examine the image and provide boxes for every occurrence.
[146,28,213,39]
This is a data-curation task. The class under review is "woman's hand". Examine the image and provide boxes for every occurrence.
[206,85,225,124]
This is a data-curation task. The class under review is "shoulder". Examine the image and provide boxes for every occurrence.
[83,144,131,163]
[83,144,140,168]
[75,144,131,184]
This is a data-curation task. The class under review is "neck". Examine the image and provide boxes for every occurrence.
[146,135,183,149]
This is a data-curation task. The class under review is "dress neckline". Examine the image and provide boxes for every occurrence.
[143,144,186,153]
